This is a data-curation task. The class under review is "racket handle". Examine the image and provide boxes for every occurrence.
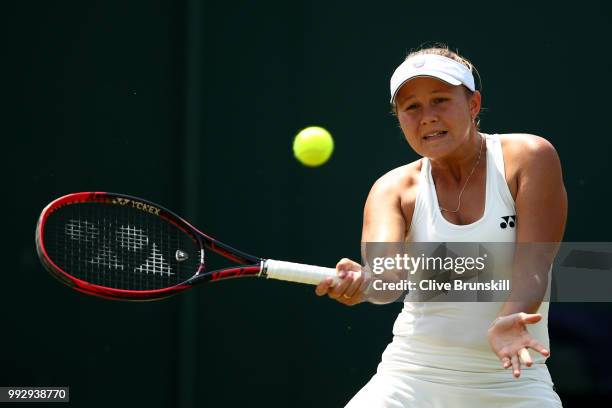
[264,259,340,286]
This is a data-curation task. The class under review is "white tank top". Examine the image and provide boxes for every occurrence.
[392,133,551,373]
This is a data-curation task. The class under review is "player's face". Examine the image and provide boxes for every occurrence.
[394,77,481,159]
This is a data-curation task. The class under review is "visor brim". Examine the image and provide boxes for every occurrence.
[390,71,463,104]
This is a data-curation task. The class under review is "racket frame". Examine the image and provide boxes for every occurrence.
[36,192,267,301]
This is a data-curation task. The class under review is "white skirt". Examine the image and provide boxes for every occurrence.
[345,336,563,408]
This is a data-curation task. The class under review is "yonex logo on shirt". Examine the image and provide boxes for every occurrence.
[500,215,516,229]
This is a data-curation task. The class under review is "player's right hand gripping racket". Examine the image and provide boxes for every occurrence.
[35,192,339,301]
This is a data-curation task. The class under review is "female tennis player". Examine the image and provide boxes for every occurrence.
[315,46,567,407]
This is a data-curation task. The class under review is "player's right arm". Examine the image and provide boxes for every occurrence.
[315,164,417,305]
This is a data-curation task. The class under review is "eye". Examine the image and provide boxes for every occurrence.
[432,97,449,105]
[403,103,418,111]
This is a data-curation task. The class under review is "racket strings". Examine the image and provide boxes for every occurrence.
[43,202,200,290]
[133,243,173,276]
[116,225,149,251]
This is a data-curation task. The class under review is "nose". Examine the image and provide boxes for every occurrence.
[420,105,438,126]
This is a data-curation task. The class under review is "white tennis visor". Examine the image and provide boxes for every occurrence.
[390,54,476,104]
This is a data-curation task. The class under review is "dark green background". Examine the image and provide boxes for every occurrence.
[4,1,611,406]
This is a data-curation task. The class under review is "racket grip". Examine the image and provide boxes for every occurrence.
[264,259,340,286]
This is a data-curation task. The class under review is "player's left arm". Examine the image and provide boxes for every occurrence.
[500,134,567,315]
[487,134,567,377]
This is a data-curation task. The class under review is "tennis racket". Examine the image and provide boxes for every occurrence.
[35,192,339,301]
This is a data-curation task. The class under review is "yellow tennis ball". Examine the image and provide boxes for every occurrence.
[292,126,334,167]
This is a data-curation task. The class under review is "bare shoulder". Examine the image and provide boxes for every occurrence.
[363,159,422,241]
[499,133,561,167]
[371,160,422,190]
[368,159,422,203]
[494,134,562,199]
[500,133,563,195]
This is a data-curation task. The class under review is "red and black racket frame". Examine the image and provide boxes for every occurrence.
[36,192,267,301]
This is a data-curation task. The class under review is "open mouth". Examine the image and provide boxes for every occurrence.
[423,130,447,141]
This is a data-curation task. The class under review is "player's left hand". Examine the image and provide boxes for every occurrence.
[486,312,550,378]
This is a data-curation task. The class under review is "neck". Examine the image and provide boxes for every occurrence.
[429,131,484,182]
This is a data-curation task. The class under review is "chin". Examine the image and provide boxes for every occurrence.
[418,139,456,159]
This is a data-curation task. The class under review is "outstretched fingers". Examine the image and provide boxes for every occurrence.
[528,339,550,357]
[500,345,549,378]
[510,354,521,378]
[519,348,533,367]
[501,356,511,369]
[489,312,550,379]
[520,313,542,324]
